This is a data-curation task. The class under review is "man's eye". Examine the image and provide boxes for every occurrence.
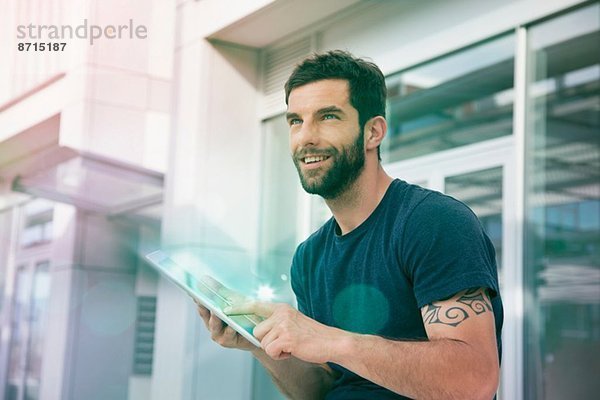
[323,114,338,120]
[289,119,302,126]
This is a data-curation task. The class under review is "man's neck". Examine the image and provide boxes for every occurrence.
[325,164,393,235]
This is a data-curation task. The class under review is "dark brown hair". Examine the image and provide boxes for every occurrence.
[284,50,387,158]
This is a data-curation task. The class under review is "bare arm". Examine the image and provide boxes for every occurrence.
[251,348,336,400]
[196,303,336,400]
[233,288,499,400]
[326,288,499,399]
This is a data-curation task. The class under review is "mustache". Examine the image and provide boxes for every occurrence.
[293,148,336,160]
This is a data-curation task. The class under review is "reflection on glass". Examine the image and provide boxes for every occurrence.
[445,167,503,277]
[258,116,300,298]
[525,4,600,399]
[385,34,515,162]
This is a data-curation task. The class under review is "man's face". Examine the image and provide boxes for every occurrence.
[287,79,365,199]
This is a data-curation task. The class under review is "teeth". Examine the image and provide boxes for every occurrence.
[304,156,328,164]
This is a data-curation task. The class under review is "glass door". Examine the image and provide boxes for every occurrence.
[386,135,517,399]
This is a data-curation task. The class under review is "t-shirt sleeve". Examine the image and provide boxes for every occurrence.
[290,243,309,315]
[401,193,500,309]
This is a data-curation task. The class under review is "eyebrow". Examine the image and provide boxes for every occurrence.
[286,106,346,121]
[316,106,345,116]
[286,112,300,121]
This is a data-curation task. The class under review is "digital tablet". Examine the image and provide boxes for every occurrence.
[145,250,262,347]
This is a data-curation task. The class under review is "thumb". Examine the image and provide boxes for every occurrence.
[224,301,276,318]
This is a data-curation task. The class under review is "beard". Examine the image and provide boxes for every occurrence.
[293,130,365,199]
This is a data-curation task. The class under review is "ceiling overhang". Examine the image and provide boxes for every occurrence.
[10,147,164,216]
[0,118,163,216]
[207,0,364,48]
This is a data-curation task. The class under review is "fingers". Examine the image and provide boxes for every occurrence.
[261,330,291,360]
[252,303,294,338]
[253,312,288,359]
[253,315,278,340]
[208,312,226,338]
[198,297,226,338]
[264,342,292,360]
[194,298,255,351]
[257,321,279,344]
[196,303,211,327]
[219,326,238,347]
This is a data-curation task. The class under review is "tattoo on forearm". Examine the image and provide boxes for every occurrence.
[421,288,492,328]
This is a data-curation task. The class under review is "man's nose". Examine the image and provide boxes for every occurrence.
[297,120,320,147]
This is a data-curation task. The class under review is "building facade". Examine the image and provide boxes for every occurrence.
[0,0,598,399]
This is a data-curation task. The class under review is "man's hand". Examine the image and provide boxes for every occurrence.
[195,302,257,351]
[225,302,347,364]
[193,276,259,351]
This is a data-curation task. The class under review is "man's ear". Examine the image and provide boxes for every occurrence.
[364,116,387,151]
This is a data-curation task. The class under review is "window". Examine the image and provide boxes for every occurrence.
[5,261,51,400]
[385,34,515,162]
[20,200,54,247]
[524,4,600,398]
[445,167,504,276]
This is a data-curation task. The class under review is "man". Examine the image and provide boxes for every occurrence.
[197,50,503,399]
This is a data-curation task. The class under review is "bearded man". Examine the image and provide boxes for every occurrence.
[197,50,503,400]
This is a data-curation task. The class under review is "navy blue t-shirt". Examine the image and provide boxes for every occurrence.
[290,179,503,399]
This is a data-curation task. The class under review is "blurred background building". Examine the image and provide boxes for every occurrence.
[0,0,598,399]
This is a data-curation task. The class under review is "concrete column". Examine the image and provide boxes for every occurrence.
[40,205,139,400]
[151,36,262,399]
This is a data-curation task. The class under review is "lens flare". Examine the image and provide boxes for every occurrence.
[256,284,275,301]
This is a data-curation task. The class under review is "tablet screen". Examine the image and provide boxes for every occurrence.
[145,250,261,347]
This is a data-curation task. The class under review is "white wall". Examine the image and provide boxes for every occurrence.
[0,0,90,105]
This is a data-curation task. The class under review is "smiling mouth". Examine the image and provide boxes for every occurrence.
[302,155,330,164]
